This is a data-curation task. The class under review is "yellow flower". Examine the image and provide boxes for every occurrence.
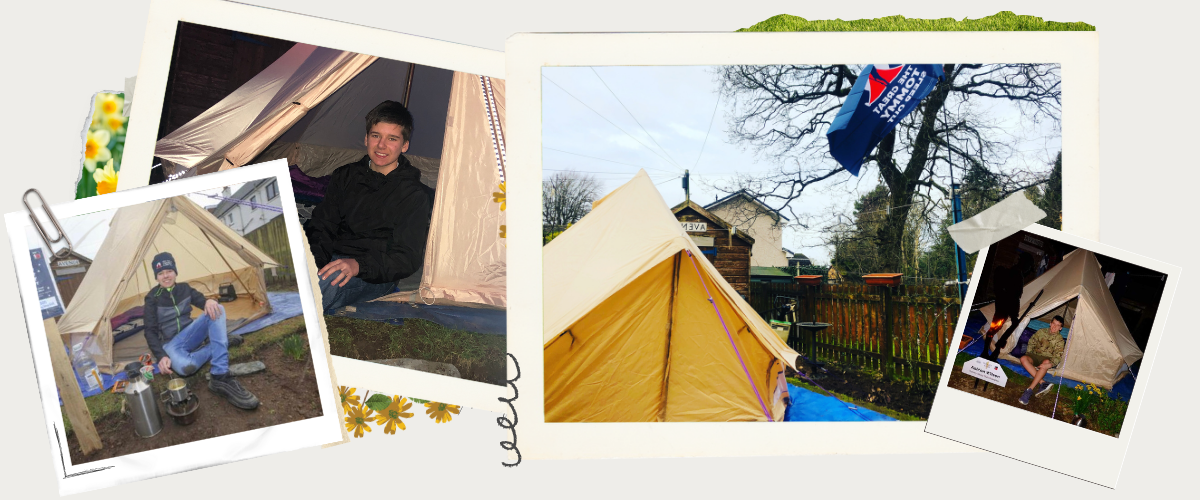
[84,129,112,171]
[97,93,122,116]
[492,182,506,211]
[106,114,127,133]
[1077,396,1081,400]
[499,225,506,238]
[339,386,361,416]
[93,159,119,195]
[425,401,460,424]
[373,395,414,434]
[344,404,374,438]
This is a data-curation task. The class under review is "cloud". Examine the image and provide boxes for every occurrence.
[668,122,708,141]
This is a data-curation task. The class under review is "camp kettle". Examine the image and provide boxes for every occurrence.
[123,362,163,438]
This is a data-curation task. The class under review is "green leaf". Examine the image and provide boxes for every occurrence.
[364,393,392,412]
[408,397,429,404]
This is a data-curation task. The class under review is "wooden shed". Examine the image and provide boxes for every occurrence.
[50,250,93,308]
[671,201,754,297]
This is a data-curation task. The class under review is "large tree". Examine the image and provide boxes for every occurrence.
[717,64,1061,272]
[542,170,602,229]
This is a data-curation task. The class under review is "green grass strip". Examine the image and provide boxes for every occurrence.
[741,12,1093,32]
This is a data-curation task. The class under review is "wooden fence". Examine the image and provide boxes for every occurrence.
[749,282,961,384]
[242,215,295,289]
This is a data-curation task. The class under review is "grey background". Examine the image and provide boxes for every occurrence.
[0,0,1194,497]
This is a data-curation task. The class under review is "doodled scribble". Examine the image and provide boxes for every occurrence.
[498,353,520,467]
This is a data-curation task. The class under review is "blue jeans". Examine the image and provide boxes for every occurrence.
[319,265,395,314]
[164,306,229,376]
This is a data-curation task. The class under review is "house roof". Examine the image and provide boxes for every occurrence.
[704,190,790,222]
[670,200,755,246]
[212,179,272,218]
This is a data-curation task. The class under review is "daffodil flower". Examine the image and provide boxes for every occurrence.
[84,129,112,171]
[492,182,506,211]
[424,401,461,424]
[93,159,119,195]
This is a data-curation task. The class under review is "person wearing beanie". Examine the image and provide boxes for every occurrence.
[143,251,259,410]
[305,100,433,314]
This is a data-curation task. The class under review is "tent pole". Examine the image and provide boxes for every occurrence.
[659,252,681,422]
[199,227,254,299]
[403,63,415,108]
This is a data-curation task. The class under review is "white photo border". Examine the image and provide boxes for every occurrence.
[925,223,1180,488]
[506,31,1099,459]
[6,161,343,495]
[121,0,508,412]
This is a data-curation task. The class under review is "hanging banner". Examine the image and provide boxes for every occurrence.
[826,64,944,176]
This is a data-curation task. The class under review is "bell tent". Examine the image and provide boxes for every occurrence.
[155,43,506,308]
[56,196,278,373]
[543,171,798,422]
[978,249,1143,388]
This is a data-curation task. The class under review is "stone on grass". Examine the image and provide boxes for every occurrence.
[371,358,461,378]
[205,361,267,380]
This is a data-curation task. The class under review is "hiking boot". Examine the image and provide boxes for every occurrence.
[1035,381,1054,397]
[228,335,244,348]
[209,373,260,410]
[1018,388,1033,405]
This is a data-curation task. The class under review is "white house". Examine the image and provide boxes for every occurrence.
[705,191,789,267]
[211,179,284,236]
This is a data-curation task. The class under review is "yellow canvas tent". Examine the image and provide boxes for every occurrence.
[56,196,278,373]
[543,171,798,422]
[978,249,1142,388]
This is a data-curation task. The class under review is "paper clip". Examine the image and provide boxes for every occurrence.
[22,189,73,259]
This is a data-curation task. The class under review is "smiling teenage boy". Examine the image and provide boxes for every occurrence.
[305,100,431,313]
[143,252,259,410]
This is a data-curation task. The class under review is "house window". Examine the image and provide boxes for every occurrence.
[249,195,258,210]
[265,181,278,200]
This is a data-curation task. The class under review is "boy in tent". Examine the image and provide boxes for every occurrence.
[306,100,432,313]
[144,252,260,410]
[1017,315,1067,405]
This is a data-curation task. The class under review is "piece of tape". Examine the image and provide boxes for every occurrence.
[948,190,1047,254]
[123,76,136,118]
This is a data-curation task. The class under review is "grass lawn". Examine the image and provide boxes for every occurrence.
[62,316,308,435]
[324,315,506,386]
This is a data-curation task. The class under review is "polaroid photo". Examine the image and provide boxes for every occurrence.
[506,31,1098,459]
[5,161,342,495]
[925,223,1179,488]
[122,0,508,412]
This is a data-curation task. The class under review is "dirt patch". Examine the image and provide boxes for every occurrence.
[325,315,505,386]
[791,360,937,419]
[65,335,323,465]
[947,368,1080,425]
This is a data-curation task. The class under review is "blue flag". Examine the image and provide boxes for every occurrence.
[826,64,944,176]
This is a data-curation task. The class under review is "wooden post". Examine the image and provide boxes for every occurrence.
[883,286,894,379]
[45,319,101,454]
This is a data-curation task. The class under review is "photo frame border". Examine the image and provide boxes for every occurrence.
[6,161,343,495]
[121,0,509,412]
[506,31,1098,459]
[925,223,1180,488]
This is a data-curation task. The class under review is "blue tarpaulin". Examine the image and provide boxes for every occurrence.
[784,384,896,422]
[333,301,506,336]
[232,291,303,335]
[826,64,944,176]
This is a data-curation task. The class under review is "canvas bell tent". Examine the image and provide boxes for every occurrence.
[155,43,506,308]
[978,249,1142,389]
[543,171,798,422]
[56,196,278,373]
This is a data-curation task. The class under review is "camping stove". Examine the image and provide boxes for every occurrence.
[163,378,200,426]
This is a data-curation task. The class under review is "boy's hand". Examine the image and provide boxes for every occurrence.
[158,356,173,375]
[318,258,360,287]
[204,299,223,319]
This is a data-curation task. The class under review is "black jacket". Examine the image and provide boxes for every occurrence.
[305,155,431,284]
[143,283,207,361]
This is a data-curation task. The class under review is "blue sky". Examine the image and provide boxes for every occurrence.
[541,65,1061,265]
